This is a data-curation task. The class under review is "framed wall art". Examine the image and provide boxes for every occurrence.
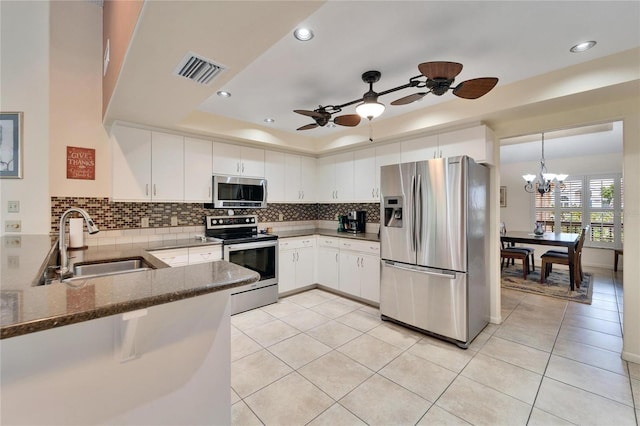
[500,186,507,207]
[0,112,23,178]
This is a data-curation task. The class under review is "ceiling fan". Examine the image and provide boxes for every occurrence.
[294,61,498,130]
[293,106,361,131]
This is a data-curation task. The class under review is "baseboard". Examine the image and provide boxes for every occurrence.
[489,315,503,325]
[621,350,640,364]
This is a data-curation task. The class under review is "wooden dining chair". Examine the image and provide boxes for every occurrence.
[500,223,535,271]
[501,246,531,279]
[540,226,589,287]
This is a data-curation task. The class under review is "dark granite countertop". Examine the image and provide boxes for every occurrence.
[274,228,380,242]
[0,235,258,339]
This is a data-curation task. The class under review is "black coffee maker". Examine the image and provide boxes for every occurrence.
[341,210,366,233]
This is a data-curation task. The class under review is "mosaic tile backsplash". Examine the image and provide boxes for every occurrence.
[51,197,380,232]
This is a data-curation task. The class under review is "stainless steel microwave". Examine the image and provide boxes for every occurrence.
[212,175,267,208]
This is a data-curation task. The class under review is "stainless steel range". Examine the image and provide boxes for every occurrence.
[205,215,278,315]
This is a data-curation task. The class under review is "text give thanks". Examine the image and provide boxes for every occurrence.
[67,146,95,180]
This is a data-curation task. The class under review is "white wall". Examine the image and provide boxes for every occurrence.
[500,151,623,269]
[0,1,51,235]
[49,1,110,198]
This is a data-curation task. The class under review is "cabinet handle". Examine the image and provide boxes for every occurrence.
[242,163,245,173]
[296,252,299,262]
[237,163,240,172]
[335,253,338,262]
[153,184,157,196]
[292,252,296,262]
[209,186,211,197]
[145,184,149,196]
[301,190,304,199]
[376,188,379,198]
[372,188,375,198]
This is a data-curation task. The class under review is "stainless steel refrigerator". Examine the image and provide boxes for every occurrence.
[380,155,489,348]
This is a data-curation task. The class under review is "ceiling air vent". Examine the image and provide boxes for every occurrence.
[174,52,225,86]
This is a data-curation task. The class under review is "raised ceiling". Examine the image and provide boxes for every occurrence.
[104,1,640,153]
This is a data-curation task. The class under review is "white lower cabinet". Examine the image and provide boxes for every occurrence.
[149,244,222,267]
[316,237,340,290]
[315,237,380,303]
[278,237,315,294]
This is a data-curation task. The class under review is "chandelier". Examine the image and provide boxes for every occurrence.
[522,133,568,195]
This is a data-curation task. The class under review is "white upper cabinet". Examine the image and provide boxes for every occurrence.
[318,152,354,202]
[284,154,316,203]
[264,150,286,203]
[151,132,184,202]
[212,142,264,177]
[111,125,152,201]
[438,125,495,165]
[354,144,400,202]
[400,135,439,163]
[111,126,184,202]
[184,137,213,203]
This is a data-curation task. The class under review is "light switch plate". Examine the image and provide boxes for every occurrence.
[5,220,21,232]
[141,217,150,228]
[8,201,19,213]
[171,216,178,226]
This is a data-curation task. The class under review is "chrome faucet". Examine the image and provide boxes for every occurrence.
[58,208,99,276]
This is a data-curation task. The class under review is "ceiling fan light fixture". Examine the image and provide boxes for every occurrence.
[293,27,314,41]
[356,101,385,120]
[570,40,596,53]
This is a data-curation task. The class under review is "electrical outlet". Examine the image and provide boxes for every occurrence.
[171,216,178,226]
[4,220,21,232]
[278,212,284,221]
[141,217,150,228]
[7,201,19,213]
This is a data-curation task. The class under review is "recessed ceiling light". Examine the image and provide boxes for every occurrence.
[327,123,336,128]
[293,27,314,41]
[264,118,275,123]
[570,41,596,53]
[216,90,231,98]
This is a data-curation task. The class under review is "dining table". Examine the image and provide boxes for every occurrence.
[500,231,581,291]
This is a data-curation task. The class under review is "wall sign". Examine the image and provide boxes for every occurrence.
[67,146,95,180]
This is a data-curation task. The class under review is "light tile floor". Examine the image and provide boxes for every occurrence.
[231,267,639,425]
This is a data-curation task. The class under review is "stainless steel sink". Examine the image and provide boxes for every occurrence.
[69,257,155,280]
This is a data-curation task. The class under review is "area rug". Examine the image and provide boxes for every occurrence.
[501,266,593,304]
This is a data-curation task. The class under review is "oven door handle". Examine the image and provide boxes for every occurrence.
[224,240,278,253]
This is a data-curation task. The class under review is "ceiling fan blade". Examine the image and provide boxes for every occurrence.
[452,77,499,99]
[391,92,428,106]
[333,114,361,127]
[294,109,323,118]
[296,123,319,131]
[418,61,463,80]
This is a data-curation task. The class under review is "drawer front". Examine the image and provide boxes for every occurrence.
[279,237,315,250]
[340,239,380,255]
[148,248,189,266]
[189,245,222,264]
[317,236,340,248]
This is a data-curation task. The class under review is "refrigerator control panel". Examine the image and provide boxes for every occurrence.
[383,196,403,228]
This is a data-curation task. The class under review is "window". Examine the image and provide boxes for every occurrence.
[534,173,623,248]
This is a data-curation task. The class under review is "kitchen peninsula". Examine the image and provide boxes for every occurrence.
[0,235,260,425]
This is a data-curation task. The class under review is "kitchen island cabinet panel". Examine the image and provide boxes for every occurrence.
[0,291,232,425]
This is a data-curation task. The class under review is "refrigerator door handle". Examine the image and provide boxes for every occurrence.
[416,174,423,252]
[411,174,417,252]
[383,261,457,280]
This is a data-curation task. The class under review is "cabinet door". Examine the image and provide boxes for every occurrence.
[111,125,151,201]
[296,246,315,288]
[334,152,354,201]
[339,251,360,296]
[438,125,493,164]
[375,143,401,199]
[212,142,241,175]
[299,156,316,203]
[265,151,286,202]
[400,135,439,162]
[151,132,184,201]
[188,245,222,264]
[354,148,376,201]
[316,156,336,202]
[359,253,380,303]
[317,247,339,290]
[278,250,297,294]
[284,154,302,201]
[240,146,265,177]
[184,137,213,202]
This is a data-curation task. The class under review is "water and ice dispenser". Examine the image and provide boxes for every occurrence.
[383,196,403,228]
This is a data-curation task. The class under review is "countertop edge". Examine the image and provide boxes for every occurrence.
[0,269,259,340]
